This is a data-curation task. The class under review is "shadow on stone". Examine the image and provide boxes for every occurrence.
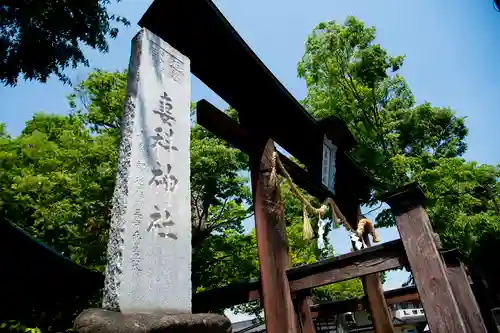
[74,309,232,333]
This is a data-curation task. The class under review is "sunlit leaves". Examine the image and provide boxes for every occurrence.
[1,0,130,86]
[298,17,467,194]
[299,16,500,283]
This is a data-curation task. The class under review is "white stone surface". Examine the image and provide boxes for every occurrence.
[103,28,191,314]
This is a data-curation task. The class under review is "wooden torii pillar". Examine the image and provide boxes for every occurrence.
[339,199,395,333]
[384,183,470,333]
[442,250,488,333]
[250,139,299,333]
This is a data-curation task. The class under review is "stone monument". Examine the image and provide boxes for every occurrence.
[74,28,230,333]
[102,27,192,314]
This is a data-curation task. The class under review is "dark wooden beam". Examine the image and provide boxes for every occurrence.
[196,99,374,207]
[310,286,420,318]
[196,99,252,153]
[251,139,298,333]
[193,239,407,312]
[442,250,488,333]
[359,233,395,333]
[140,0,372,198]
[192,279,261,313]
[384,183,468,333]
[287,239,406,292]
[318,117,356,150]
[468,269,500,333]
[196,99,334,201]
[294,291,316,333]
[139,0,326,172]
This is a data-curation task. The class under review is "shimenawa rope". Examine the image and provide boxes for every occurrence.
[269,151,380,243]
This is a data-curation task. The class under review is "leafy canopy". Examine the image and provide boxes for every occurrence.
[298,16,500,271]
[0,0,129,86]
[0,70,364,326]
[298,16,467,192]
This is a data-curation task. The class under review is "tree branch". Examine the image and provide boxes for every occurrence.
[78,91,91,113]
[191,191,205,231]
[206,212,255,234]
[214,197,229,225]
[97,121,119,129]
[333,53,379,135]
[324,60,371,148]
[370,85,390,155]
[334,50,390,158]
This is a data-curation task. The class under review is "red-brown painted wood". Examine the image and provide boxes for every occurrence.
[385,183,467,333]
[251,139,298,333]
[294,291,316,333]
[443,251,488,333]
[193,239,406,312]
[359,222,395,333]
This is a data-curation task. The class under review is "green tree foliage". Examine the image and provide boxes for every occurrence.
[411,158,500,257]
[0,113,118,271]
[298,16,500,269]
[0,0,129,86]
[298,17,467,190]
[189,118,257,291]
[1,70,364,323]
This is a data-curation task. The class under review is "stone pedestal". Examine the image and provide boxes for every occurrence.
[74,309,231,333]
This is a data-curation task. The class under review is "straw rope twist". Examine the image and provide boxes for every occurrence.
[269,151,380,243]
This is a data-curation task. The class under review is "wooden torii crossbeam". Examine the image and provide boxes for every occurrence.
[192,238,407,313]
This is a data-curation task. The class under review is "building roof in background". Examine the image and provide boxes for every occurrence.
[0,219,103,319]
[232,318,266,333]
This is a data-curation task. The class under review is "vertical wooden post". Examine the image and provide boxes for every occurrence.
[360,230,395,333]
[384,183,467,333]
[361,275,394,333]
[443,251,488,333]
[294,291,316,333]
[251,139,298,333]
[338,199,394,333]
[469,269,500,333]
[343,201,394,333]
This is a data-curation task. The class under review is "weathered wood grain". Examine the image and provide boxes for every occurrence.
[294,291,316,333]
[310,285,420,318]
[443,251,488,333]
[360,233,395,333]
[193,239,406,312]
[385,183,467,333]
[288,240,406,291]
[251,139,298,333]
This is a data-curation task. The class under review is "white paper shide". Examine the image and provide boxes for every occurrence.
[103,28,191,314]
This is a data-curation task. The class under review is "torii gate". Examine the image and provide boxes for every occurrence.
[138,1,488,333]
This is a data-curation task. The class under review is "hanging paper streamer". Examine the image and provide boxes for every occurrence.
[317,218,328,249]
[349,229,367,251]
[267,150,381,244]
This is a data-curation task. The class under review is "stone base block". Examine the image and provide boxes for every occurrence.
[74,309,232,333]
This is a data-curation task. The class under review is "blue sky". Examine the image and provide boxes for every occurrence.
[2,0,500,311]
